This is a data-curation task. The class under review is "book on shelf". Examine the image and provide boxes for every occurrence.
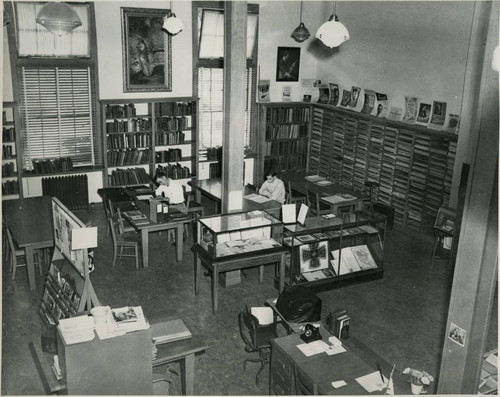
[151,318,192,345]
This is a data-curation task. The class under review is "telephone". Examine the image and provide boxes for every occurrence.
[300,323,322,343]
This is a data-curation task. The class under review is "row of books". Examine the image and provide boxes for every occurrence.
[2,162,16,177]
[155,163,191,180]
[106,118,152,133]
[265,106,310,124]
[265,139,307,157]
[155,115,191,131]
[105,103,138,118]
[198,146,223,162]
[155,131,186,146]
[155,101,196,117]
[155,148,184,163]
[29,158,73,175]
[107,148,152,167]
[265,124,309,140]
[109,167,151,187]
[2,180,19,195]
[2,145,15,158]
[264,155,307,174]
[107,132,152,149]
[3,127,15,141]
[209,162,222,178]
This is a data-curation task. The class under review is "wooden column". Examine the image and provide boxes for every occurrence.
[437,2,499,393]
[221,1,247,214]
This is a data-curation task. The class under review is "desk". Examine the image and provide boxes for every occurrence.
[282,171,364,214]
[270,327,410,395]
[2,196,54,290]
[188,179,282,216]
[193,243,287,313]
[98,188,192,267]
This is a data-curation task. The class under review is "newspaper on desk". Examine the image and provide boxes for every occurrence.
[322,193,358,205]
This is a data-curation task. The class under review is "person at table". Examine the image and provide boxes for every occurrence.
[154,171,186,213]
[259,170,286,204]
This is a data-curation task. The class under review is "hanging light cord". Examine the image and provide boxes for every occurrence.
[299,1,303,23]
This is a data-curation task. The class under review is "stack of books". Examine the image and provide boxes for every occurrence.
[151,319,192,345]
[58,316,95,345]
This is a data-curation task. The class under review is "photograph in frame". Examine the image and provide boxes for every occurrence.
[276,47,300,82]
[121,7,172,92]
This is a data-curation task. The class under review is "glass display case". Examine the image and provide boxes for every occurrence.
[197,210,283,259]
[283,211,386,289]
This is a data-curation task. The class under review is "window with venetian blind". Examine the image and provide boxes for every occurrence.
[11,2,99,170]
[195,4,258,152]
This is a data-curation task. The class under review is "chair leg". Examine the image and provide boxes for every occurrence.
[135,244,139,269]
[112,245,117,267]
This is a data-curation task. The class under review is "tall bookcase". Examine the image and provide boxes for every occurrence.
[2,102,23,199]
[101,97,197,189]
[309,104,457,232]
[259,103,311,181]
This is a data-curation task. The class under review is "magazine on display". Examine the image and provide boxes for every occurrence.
[415,102,432,126]
[402,96,419,124]
[301,78,320,103]
[444,113,460,134]
[429,100,447,130]
[387,106,403,121]
[258,80,270,102]
[349,86,362,109]
[328,83,340,106]
[373,92,389,118]
[340,89,351,107]
[317,84,331,104]
[282,85,292,102]
[361,90,376,114]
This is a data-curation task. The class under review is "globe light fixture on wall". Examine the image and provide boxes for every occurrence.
[291,1,310,43]
[315,2,349,48]
[36,2,82,36]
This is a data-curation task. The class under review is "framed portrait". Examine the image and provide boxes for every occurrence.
[121,7,172,92]
[276,47,300,82]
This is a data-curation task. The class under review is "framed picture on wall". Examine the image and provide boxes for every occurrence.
[276,47,300,82]
[121,7,172,92]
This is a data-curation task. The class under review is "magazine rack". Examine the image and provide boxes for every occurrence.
[39,198,100,327]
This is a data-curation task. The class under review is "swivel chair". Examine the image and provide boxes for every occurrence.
[238,306,278,387]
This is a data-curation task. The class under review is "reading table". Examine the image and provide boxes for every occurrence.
[2,196,54,290]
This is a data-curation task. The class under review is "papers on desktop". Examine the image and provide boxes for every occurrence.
[356,371,388,393]
[322,193,358,205]
[297,340,330,357]
[136,194,154,200]
[305,175,326,182]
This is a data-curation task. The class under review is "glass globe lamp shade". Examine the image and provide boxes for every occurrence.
[162,14,184,35]
[315,15,349,48]
[36,2,82,36]
[291,22,311,43]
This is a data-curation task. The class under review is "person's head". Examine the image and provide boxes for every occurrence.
[155,171,171,186]
[130,57,142,73]
[136,39,146,51]
[283,51,290,60]
[264,170,278,184]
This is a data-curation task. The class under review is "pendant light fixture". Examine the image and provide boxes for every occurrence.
[36,2,82,36]
[162,2,184,35]
[291,1,310,43]
[315,2,349,48]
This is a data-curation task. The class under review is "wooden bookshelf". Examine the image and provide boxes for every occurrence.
[266,102,457,233]
[101,97,198,188]
[2,102,23,199]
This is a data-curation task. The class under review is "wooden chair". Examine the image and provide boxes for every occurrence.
[238,306,278,387]
[295,366,319,395]
[287,181,306,205]
[306,190,331,216]
[113,203,136,235]
[5,225,42,280]
[101,194,113,237]
[109,213,141,269]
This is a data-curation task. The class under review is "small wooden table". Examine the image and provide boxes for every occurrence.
[2,196,54,290]
[193,244,287,313]
[188,179,282,216]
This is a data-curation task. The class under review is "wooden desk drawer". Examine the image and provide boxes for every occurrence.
[270,347,293,395]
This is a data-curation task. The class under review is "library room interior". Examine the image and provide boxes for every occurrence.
[1,0,498,395]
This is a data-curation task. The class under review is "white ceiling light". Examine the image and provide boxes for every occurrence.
[315,3,349,48]
[36,2,82,36]
[163,2,184,35]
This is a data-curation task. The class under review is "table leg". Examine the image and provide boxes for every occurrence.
[194,253,200,295]
[259,265,264,283]
[179,354,195,395]
[25,247,36,291]
[141,229,149,268]
[278,253,285,292]
[212,264,219,313]
[176,225,183,261]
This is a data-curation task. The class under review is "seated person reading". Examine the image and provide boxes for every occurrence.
[155,172,186,213]
[259,170,286,204]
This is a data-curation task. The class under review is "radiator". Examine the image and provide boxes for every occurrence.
[42,174,89,210]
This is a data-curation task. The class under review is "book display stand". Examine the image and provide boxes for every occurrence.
[39,198,100,326]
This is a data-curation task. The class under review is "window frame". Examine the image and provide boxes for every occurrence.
[192,1,259,154]
[5,1,101,171]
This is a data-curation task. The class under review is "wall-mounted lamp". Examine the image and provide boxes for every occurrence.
[315,2,349,48]
[36,2,82,36]
[163,2,183,35]
[291,1,310,43]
